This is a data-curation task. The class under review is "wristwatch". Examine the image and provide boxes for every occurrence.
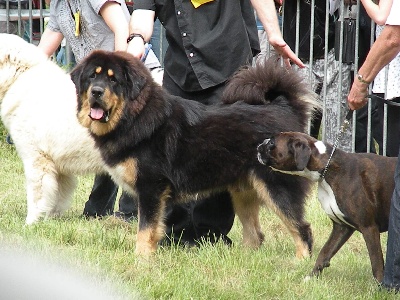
[357,73,370,85]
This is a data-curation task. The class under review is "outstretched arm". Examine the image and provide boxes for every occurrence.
[348,25,400,110]
[251,0,305,68]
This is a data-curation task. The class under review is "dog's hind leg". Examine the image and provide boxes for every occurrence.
[360,226,384,282]
[229,188,264,248]
[24,156,70,224]
[250,173,313,259]
[52,174,77,216]
[309,222,354,279]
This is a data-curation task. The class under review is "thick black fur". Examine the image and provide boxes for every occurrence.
[71,50,317,256]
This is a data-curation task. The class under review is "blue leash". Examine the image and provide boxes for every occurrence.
[141,43,152,62]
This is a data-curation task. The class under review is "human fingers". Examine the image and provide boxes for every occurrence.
[270,36,305,68]
[347,82,368,110]
[278,44,305,69]
[348,99,367,110]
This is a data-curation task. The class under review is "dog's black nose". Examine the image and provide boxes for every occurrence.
[91,86,104,99]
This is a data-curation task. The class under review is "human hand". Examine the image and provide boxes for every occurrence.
[347,80,369,110]
[126,37,146,60]
[269,36,305,69]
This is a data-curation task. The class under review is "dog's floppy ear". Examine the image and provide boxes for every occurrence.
[291,139,311,170]
[123,62,147,101]
[70,63,84,95]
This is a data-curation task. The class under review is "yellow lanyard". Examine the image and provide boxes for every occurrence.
[67,0,80,36]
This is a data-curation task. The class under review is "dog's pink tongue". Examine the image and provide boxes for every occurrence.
[90,108,104,120]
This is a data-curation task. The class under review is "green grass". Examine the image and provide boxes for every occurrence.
[0,122,398,299]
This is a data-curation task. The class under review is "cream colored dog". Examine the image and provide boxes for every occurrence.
[0,34,164,224]
[0,33,105,224]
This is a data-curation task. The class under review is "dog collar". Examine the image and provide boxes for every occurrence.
[319,147,336,181]
[319,112,352,181]
[320,110,353,181]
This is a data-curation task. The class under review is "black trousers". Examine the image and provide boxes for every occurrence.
[354,95,400,156]
[383,147,400,290]
[83,174,137,217]
[354,101,382,154]
[375,95,400,157]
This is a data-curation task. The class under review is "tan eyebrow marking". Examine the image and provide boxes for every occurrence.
[107,69,114,77]
[95,66,102,74]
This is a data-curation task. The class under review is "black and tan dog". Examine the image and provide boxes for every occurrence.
[257,131,396,281]
[71,50,319,258]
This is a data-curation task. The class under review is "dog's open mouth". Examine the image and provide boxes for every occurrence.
[89,105,110,123]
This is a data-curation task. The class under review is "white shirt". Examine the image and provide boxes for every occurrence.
[372,0,400,99]
[386,0,400,25]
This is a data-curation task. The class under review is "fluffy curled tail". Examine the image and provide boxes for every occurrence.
[222,58,320,120]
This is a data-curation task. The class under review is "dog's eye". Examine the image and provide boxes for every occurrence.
[89,73,96,79]
[109,76,117,83]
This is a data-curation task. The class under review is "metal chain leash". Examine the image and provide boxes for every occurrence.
[319,110,352,180]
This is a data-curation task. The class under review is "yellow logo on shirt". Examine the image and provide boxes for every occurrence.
[191,0,215,8]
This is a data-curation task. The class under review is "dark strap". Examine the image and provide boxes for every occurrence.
[368,94,400,107]
[322,94,397,180]
[346,94,400,121]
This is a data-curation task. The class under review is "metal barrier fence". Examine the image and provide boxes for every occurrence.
[257,0,394,156]
[1,0,394,155]
[0,0,49,44]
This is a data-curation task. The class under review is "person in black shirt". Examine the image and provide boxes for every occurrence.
[126,0,304,246]
[128,1,304,98]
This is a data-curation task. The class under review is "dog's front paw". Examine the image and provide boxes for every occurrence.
[135,228,160,257]
[25,211,45,225]
[135,243,156,257]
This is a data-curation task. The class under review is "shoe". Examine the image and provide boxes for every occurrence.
[113,211,137,223]
[379,282,400,294]
[6,134,13,145]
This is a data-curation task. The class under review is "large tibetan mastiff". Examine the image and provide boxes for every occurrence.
[0,34,163,225]
[71,50,319,257]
